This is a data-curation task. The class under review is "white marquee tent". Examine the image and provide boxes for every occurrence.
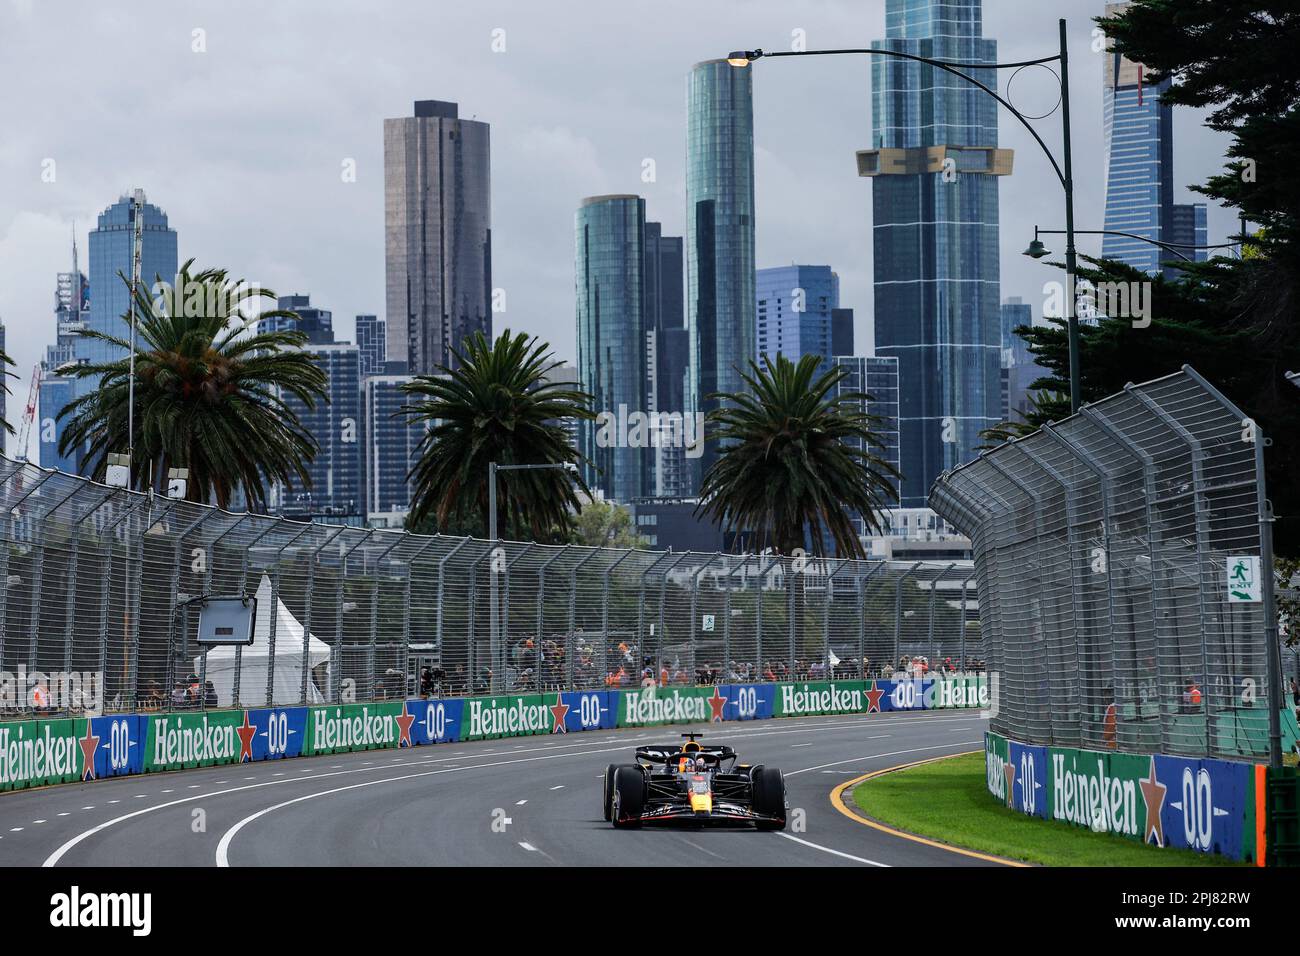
[195,575,332,707]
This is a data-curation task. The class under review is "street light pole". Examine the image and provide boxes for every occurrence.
[1058,19,1080,414]
[728,18,1082,410]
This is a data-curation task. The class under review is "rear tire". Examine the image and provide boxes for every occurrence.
[611,765,646,829]
[602,764,617,821]
[752,766,787,831]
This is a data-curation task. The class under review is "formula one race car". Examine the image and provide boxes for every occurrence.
[602,733,787,830]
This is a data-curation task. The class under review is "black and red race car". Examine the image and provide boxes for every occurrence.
[602,733,787,830]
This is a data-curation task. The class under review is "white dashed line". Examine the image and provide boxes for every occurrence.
[791,743,812,748]
[550,785,565,791]
[518,842,538,852]
[81,806,94,811]
[515,799,528,805]
[32,820,46,825]
[10,827,23,832]
[57,812,70,817]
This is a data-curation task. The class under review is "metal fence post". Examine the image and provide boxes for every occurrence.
[166,510,214,706]
[501,543,533,691]
[893,562,921,670]
[466,544,492,694]
[534,546,568,692]
[233,517,279,708]
[824,559,850,678]
[366,533,406,701]
[925,562,955,669]
[436,536,472,690]
[301,525,346,705]
[332,529,374,703]
[857,561,885,678]
[754,554,779,678]
[265,521,314,707]
[566,549,599,692]
[600,549,635,692]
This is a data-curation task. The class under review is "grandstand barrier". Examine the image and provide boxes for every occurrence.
[0,675,986,791]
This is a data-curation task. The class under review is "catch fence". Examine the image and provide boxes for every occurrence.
[931,366,1283,762]
[0,454,979,718]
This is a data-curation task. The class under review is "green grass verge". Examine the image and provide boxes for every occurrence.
[850,752,1244,867]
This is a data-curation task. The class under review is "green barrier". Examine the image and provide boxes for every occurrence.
[304,703,404,755]
[462,695,550,740]
[143,710,244,771]
[0,717,88,791]
[773,681,868,717]
[616,686,713,727]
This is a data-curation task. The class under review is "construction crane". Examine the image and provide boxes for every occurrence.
[16,363,40,462]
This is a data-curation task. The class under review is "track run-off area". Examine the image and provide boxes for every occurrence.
[0,710,995,867]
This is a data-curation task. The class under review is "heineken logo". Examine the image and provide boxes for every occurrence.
[622,690,708,725]
[1051,752,1139,837]
[933,679,988,709]
[0,722,81,786]
[466,698,550,738]
[311,706,396,752]
[780,683,863,716]
[986,745,1009,803]
[151,714,238,766]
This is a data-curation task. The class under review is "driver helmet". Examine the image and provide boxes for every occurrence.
[694,756,708,772]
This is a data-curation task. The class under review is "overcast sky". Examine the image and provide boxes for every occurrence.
[0,0,1236,455]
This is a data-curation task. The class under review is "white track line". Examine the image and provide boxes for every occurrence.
[777,832,888,867]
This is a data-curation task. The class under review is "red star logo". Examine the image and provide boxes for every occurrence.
[550,694,570,734]
[707,687,727,722]
[1139,758,1167,847]
[79,723,99,782]
[396,702,416,747]
[236,713,257,763]
[865,681,885,713]
[1003,760,1016,808]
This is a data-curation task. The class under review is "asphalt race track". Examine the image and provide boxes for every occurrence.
[0,710,997,867]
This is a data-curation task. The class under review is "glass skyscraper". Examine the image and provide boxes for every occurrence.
[687,59,755,482]
[268,294,334,345]
[80,192,178,375]
[355,313,386,378]
[363,374,423,523]
[278,344,363,522]
[833,355,902,532]
[575,195,649,502]
[859,0,1011,507]
[38,240,90,470]
[1102,2,1207,279]
[384,100,491,375]
[755,265,839,376]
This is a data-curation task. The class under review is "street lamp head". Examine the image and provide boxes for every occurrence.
[1023,238,1051,259]
[727,50,762,67]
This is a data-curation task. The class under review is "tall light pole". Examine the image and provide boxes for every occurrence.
[487,461,578,692]
[728,18,1081,410]
[1026,226,1242,263]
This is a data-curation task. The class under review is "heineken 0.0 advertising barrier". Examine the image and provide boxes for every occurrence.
[984,731,1266,863]
[0,673,990,795]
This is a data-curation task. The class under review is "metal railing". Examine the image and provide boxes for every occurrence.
[0,454,980,718]
[931,366,1282,762]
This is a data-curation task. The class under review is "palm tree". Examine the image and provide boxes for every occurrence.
[696,353,900,558]
[58,260,327,509]
[401,330,592,540]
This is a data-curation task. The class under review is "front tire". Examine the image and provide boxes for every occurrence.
[752,766,787,831]
[611,766,646,829]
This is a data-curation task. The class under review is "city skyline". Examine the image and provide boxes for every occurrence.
[1,1,1239,465]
